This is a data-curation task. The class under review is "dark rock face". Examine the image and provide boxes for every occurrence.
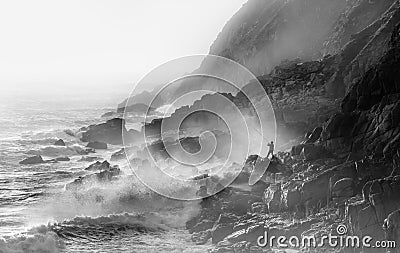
[110,148,125,161]
[180,1,400,253]
[205,0,396,80]
[321,11,400,158]
[19,155,45,165]
[81,118,140,145]
[86,141,108,150]
[348,177,400,249]
[54,139,66,146]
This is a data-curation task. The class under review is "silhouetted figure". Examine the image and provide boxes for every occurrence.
[267,141,275,159]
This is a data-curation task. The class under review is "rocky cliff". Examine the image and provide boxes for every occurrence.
[181,1,400,252]
[207,0,396,92]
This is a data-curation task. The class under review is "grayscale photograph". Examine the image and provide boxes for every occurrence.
[0,0,399,252]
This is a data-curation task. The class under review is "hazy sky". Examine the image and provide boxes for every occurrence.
[0,0,246,94]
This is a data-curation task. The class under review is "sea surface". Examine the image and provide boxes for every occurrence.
[0,89,209,253]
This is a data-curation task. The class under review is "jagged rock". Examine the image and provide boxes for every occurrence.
[300,144,330,161]
[76,148,95,155]
[66,164,121,191]
[101,111,117,118]
[223,193,262,216]
[225,224,266,244]
[64,129,75,137]
[110,148,125,161]
[212,224,234,245]
[19,155,45,165]
[263,183,282,213]
[211,213,237,244]
[283,189,302,212]
[347,177,400,251]
[81,118,140,145]
[86,141,107,150]
[383,209,400,250]
[332,178,355,204]
[321,14,400,158]
[85,161,111,171]
[54,139,66,146]
[191,230,212,245]
[304,127,323,144]
[189,220,215,234]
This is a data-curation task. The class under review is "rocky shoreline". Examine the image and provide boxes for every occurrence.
[185,145,400,252]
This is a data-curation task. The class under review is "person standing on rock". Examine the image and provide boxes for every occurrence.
[267,141,275,159]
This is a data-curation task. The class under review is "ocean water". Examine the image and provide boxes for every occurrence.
[0,89,209,253]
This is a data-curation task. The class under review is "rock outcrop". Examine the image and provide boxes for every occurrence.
[54,139,66,146]
[80,118,140,145]
[320,4,400,158]
[19,155,45,165]
[66,161,121,191]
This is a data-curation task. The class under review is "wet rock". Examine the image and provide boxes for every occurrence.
[19,155,45,165]
[383,209,400,250]
[54,139,66,146]
[304,126,323,144]
[86,141,107,150]
[85,161,111,171]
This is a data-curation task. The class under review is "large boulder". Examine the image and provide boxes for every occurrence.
[19,155,45,165]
